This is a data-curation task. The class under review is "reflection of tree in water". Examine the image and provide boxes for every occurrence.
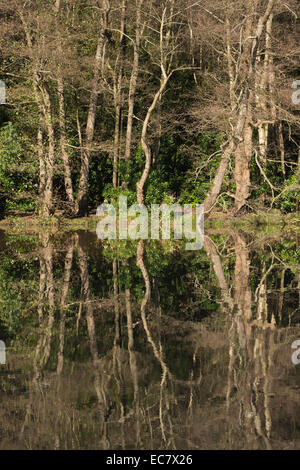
[0,230,299,449]
[20,232,56,442]
[226,232,273,449]
[205,230,299,450]
[77,236,111,449]
[21,233,76,447]
[136,240,202,449]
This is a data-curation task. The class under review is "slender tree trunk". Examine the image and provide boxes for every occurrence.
[19,11,55,217]
[57,74,75,210]
[40,85,55,217]
[234,118,253,211]
[37,122,46,207]
[137,76,170,205]
[257,13,274,165]
[225,15,236,111]
[77,2,108,216]
[113,0,126,188]
[113,102,122,189]
[278,121,286,177]
[123,0,143,186]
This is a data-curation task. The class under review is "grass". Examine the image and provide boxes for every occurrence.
[207,209,300,233]
[0,208,299,237]
[0,213,99,234]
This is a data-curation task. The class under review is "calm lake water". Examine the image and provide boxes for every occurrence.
[0,228,299,450]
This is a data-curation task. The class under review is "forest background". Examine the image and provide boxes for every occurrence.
[0,0,299,220]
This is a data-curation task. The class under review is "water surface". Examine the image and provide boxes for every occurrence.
[0,228,299,449]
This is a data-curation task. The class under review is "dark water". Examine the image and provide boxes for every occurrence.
[0,228,299,450]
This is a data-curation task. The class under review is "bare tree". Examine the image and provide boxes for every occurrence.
[136,0,186,204]
[77,0,110,216]
[203,0,276,214]
[54,0,75,212]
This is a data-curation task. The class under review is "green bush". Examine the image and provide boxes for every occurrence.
[0,122,22,192]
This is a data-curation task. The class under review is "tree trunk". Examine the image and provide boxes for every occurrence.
[204,93,249,214]
[234,119,252,211]
[37,122,46,208]
[278,121,286,177]
[40,85,55,217]
[113,0,126,188]
[257,13,274,165]
[20,11,55,217]
[54,0,77,211]
[123,0,143,186]
[57,75,75,210]
[137,76,169,205]
[77,2,108,216]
